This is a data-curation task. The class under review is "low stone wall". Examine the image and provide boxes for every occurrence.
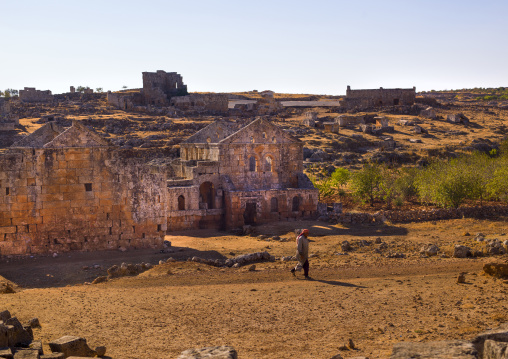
[328,205,508,225]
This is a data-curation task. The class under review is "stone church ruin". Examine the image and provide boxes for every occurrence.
[107,70,228,114]
[0,118,318,256]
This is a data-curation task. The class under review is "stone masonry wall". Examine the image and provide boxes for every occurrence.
[346,86,415,109]
[225,188,318,228]
[0,148,167,255]
[219,142,303,191]
[19,87,53,103]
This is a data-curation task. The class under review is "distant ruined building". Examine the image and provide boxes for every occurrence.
[107,70,228,114]
[0,119,318,256]
[345,86,416,110]
[19,87,54,103]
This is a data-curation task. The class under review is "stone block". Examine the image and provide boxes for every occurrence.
[472,322,508,356]
[177,346,238,359]
[40,353,64,359]
[390,341,477,358]
[0,323,8,348]
[0,347,13,359]
[48,336,95,358]
[13,349,39,359]
[5,317,32,347]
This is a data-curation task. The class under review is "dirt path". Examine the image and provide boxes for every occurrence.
[1,219,507,358]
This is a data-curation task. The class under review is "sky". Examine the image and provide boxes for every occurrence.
[0,0,507,95]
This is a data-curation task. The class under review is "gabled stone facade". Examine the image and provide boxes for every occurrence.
[167,118,318,231]
[0,121,167,255]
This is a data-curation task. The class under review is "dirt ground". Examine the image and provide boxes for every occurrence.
[1,218,508,359]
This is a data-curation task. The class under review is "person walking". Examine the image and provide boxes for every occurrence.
[290,229,310,279]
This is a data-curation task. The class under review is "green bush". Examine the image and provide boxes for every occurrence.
[351,162,382,206]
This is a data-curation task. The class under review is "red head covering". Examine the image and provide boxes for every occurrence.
[301,229,309,235]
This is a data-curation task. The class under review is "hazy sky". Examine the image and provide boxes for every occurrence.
[1,0,506,95]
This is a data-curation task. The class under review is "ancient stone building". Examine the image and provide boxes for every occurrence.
[0,121,167,256]
[19,87,53,103]
[0,118,317,256]
[167,118,318,231]
[345,86,416,110]
[0,99,19,131]
[142,70,187,106]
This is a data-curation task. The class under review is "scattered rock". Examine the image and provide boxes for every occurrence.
[0,283,16,294]
[420,244,439,256]
[48,336,96,358]
[453,245,471,258]
[248,265,256,272]
[483,260,508,278]
[177,346,238,359]
[390,340,477,358]
[28,318,40,329]
[348,338,356,349]
[375,237,382,244]
[91,276,107,285]
[94,346,106,357]
[457,273,466,284]
[341,241,352,252]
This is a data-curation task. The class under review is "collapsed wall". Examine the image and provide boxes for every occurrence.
[0,122,167,256]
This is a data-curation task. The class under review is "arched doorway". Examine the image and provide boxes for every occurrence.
[199,182,215,209]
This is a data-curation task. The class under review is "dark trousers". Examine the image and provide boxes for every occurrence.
[303,259,309,277]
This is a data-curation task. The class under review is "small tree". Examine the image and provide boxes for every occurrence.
[95,87,103,93]
[351,162,382,206]
[76,86,86,93]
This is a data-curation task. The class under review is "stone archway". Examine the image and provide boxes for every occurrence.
[199,182,215,209]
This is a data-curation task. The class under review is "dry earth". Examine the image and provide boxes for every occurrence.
[2,218,508,358]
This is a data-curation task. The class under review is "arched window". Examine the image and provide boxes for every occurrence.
[270,197,278,213]
[178,195,185,210]
[249,156,257,172]
[199,182,215,209]
[292,196,300,212]
[265,156,273,172]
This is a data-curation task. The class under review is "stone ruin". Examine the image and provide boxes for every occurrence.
[302,111,317,127]
[0,118,318,256]
[345,85,416,110]
[107,70,228,114]
[447,113,470,125]
[167,118,318,231]
[0,99,19,131]
[19,87,53,103]
[336,114,365,128]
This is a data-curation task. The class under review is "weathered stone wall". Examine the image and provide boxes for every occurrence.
[0,147,167,255]
[0,99,19,131]
[19,87,53,103]
[170,94,228,114]
[142,70,187,106]
[225,188,318,228]
[322,205,508,225]
[345,86,415,110]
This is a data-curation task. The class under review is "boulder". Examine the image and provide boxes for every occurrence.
[483,339,508,359]
[27,319,40,329]
[420,244,439,256]
[341,241,352,252]
[471,322,508,356]
[94,346,106,357]
[453,245,471,258]
[0,310,11,322]
[177,346,238,359]
[48,336,95,358]
[91,276,107,285]
[29,341,43,355]
[484,260,508,278]
[390,340,477,358]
